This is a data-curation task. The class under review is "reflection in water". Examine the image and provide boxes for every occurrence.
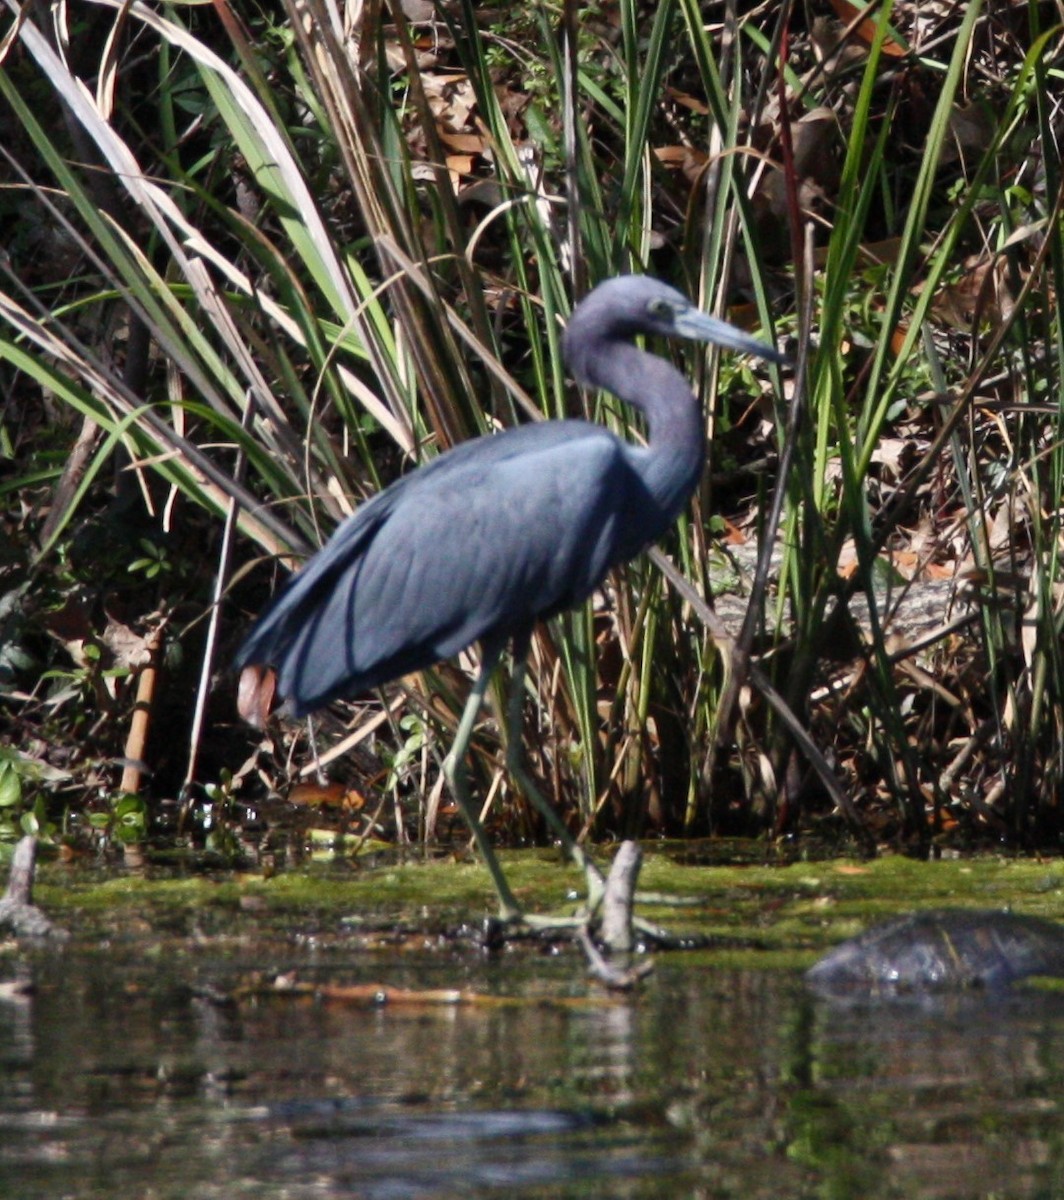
[568,1000,638,1105]
[2,945,1064,1197]
[800,989,1064,1196]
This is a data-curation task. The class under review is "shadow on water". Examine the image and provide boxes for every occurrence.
[5,930,1064,1198]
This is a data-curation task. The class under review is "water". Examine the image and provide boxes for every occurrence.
[3,939,1064,1197]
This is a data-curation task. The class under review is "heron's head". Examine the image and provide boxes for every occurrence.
[563,275,783,388]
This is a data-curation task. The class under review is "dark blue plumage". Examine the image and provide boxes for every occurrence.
[236,276,781,920]
[237,420,646,714]
[237,276,780,713]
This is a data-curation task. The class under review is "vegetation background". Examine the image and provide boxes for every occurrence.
[1,0,1061,865]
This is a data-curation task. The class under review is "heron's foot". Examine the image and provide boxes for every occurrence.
[577,925,656,990]
[483,841,659,982]
[489,864,604,934]
[486,834,605,929]
[482,906,656,991]
[486,905,588,934]
[481,907,590,955]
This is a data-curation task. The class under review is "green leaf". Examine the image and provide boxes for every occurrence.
[0,765,21,809]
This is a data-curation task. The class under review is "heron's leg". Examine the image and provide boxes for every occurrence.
[505,653,605,912]
[442,646,523,922]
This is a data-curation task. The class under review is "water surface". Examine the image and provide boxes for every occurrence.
[4,932,1064,1197]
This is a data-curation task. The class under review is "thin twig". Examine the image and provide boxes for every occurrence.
[183,402,253,792]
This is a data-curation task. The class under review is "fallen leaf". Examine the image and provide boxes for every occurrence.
[828,0,908,57]
[289,782,366,810]
[437,129,484,154]
[665,87,709,115]
[101,617,157,670]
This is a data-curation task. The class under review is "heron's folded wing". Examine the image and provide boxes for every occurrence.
[243,428,649,714]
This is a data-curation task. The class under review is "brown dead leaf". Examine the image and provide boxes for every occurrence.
[811,17,870,72]
[948,102,995,158]
[890,549,920,580]
[445,154,473,189]
[813,236,903,270]
[930,255,1014,329]
[653,145,691,166]
[720,518,747,546]
[421,72,476,131]
[288,782,366,811]
[756,107,839,224]
[653,143,710,188]
[437,129,484,154]
[665,87,709,115]
[868,436,912,480]
[924,561,957,581]
[828,0,908,57]
[101,617,157,670]
[889,323,910,356]
[256,975,620,1009]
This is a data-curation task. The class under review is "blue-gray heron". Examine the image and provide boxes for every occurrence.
[237,276,783,921]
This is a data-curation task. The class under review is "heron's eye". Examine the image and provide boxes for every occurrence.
[647,298,675,320]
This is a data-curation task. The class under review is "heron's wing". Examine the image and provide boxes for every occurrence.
[232,422,545,671]
[241,425,651,714]
[235,424,592,675]
[234,483,399,673]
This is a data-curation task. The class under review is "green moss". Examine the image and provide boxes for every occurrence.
[26,846,1064,966]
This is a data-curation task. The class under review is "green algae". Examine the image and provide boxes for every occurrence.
[19,845,1064,968]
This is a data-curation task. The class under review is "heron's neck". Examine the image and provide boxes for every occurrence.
[592,342,705,520]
